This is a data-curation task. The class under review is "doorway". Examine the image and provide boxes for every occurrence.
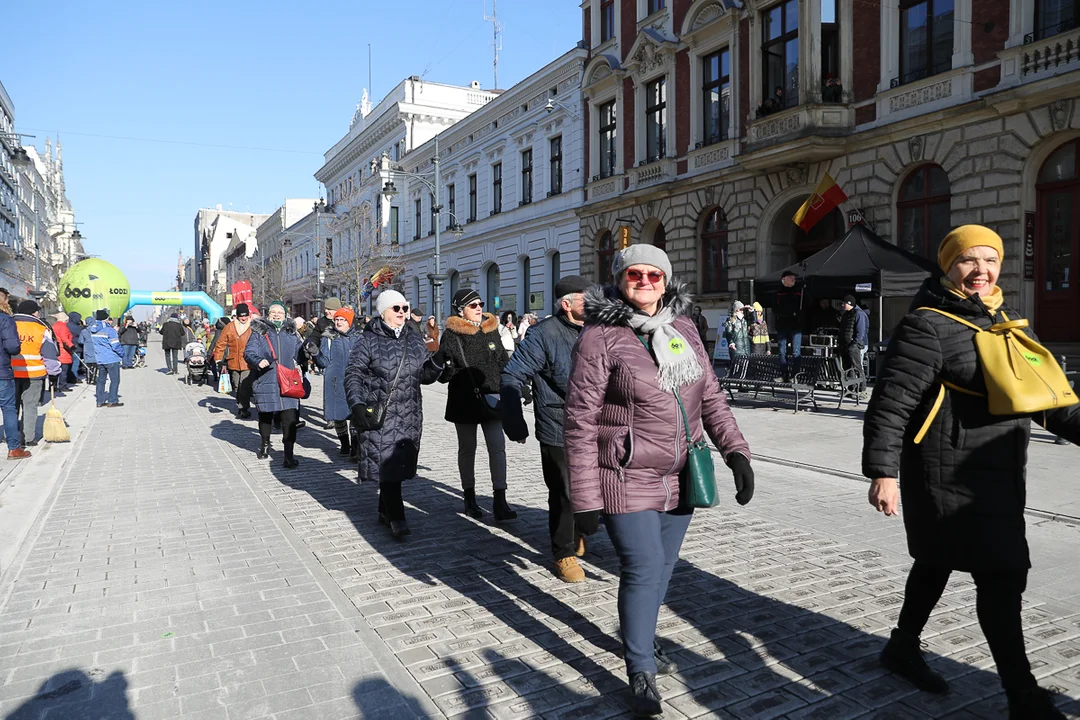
[1036,139,1080,341]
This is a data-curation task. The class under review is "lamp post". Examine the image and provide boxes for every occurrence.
[380,135,464,324]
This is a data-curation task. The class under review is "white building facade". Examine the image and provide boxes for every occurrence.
[193,207,269,300]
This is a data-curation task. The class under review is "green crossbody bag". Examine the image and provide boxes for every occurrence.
[638,336,719,509]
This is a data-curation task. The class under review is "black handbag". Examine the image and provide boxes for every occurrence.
[353,345,408,432]
[455,335,501,423]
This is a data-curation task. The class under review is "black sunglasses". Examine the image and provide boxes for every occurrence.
[391,305,410,314]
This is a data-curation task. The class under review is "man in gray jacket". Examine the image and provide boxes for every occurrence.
[501,275,590,583]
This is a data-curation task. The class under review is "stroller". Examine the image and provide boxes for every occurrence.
[183,340,209,386]
[133,337,147,369]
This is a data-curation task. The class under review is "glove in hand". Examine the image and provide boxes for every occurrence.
[728,453,755,506]
[575,511,601,536]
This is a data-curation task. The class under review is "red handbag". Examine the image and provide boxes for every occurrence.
[265,333,305,399]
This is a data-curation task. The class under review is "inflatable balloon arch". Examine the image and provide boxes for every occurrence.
[57,259,225,322]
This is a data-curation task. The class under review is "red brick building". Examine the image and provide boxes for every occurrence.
[577,0,1080,342]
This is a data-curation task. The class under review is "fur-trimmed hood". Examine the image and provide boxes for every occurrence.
[584,279,694,327]
[250,315,298,337]
[445,312,499,335]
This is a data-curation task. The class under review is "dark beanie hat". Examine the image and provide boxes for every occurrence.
[843,295,857,306]
[452,288,481,311]
[95,309,109,321]
[554,275,590,299]
[235,303,250,317]
[16,300,39,315]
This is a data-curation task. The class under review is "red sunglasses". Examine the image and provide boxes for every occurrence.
[626,269,665,284]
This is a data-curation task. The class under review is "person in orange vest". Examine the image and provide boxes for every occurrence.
[13,300,59,447]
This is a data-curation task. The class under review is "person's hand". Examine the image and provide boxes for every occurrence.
[575,511,601,536]
[258,359,270,369]
[728,453,755,505]
[869,478,900,516]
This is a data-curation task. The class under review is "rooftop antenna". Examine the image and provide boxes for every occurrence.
[484,0,502,89]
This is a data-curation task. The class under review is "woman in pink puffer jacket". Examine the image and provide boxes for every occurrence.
[564,244,754,717]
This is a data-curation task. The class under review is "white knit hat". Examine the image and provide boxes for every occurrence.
[375,289,408,316]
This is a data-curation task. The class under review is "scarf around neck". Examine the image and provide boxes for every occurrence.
[940,277,1004,312]
[628,303,702,394]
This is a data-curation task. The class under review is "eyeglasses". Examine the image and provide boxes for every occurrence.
[466,301,484,310]
[625,269,665,284]
[391,305,410,314]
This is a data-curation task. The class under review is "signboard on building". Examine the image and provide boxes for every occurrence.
[529,291,545,312]
[618,226,631,249]
[1024,211,1036,281]
[500,294,516,312]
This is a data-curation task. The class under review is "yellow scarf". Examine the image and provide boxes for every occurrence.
[940,277,1004,312]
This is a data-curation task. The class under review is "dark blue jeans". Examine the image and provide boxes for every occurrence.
[776,328,802,372]
[604,508,693,675]
[96,362,120,405]
[0,378,21,451]
[122,345,137,368]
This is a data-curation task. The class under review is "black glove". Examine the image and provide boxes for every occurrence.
[728,453,755,505]
[575,511,601,536]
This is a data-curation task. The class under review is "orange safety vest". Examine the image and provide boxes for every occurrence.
[13,316,48,379]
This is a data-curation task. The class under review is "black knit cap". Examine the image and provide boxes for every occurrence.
[452,288,481,312]
[95,309,109,321]
[554,275,590,298]
[16,300,39,315]
[235,303,250,317]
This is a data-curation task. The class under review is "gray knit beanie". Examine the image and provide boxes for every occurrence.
[611,244,673,281]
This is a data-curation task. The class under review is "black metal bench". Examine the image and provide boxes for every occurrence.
[721,354,863,412]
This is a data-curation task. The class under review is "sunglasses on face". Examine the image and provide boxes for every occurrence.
[626,269,665,284]
[391,305,410,314]
[466,302,484,310]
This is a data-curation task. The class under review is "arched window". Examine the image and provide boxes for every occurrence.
[701,208,729,294]
[413,277,421,308]
[597,230,615,284]
[486,264,501,311]
[1035,139,1080,341]
[898,165,951,259]
[521,256,531,312]
[447,270,460,318]
[653,223,667,251]
[549,251,561,313]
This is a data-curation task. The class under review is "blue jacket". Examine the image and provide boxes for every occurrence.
[88,320,123,365]
[314,327,359,422]
[0,313,22,381]
[243,317,302,413]
[78,327,97,363]
[854,307,869,347]
[500,313,582,447]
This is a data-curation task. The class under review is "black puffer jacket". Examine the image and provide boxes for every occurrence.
[438,313,510,424]
[863,278,1080,571]
[344,319,442,483]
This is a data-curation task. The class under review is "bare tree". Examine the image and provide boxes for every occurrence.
[326,200,407,308]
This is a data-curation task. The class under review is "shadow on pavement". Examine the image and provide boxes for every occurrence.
[351,677,430,719]
[4,669,134,720]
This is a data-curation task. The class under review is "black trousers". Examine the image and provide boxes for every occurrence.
[540,443,579,560]
[258,409,298,458]
[379,480,405,522]
[897,560,1035,693]
[230,370,252,411]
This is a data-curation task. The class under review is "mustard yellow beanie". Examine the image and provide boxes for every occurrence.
[937,225,1005,273]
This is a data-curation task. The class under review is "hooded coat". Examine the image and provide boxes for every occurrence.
[66,312,84,355]
[53,321,74,364]
[565,282,751,515]
[863,278,1080,571]
[723,308,751,356]
[88,319,123,365]
[344,319,442,483]
[161,317,187,350]
[438,313,510,424]
[243,317,302,413]
[314,326,360,422]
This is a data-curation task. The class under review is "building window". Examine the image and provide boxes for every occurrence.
[899,0,954,86]
[392,142,400,161]
[447,184,456,230]
[486,263,501,310]
[761,0,799,115]
[376,201,383,244]
[521,256,531,309]
[652,223,667,251]
[702,49,730,146]
[647,0,666,14]
[701,208,729,294]
[821,0,842,102]
[550,136,563,195]
[550,251,562,304]
[428,194,436,236]
[645,78,667,162]
[1035,0,1078,39]
[521,149,533,205]
[600,0,615,41]
[597,230,615,284]
[468,174,477,221]
[898,165,951,259]
[598,101,617,179]
[390,205,400,245]
[414,198,422,240]
[492,163,503,214]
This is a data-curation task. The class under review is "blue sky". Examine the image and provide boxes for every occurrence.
[5,0,581,294]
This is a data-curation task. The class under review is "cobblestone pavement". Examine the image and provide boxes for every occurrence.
[1,352,1078,719]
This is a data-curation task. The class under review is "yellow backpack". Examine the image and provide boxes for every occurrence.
[913,307,1077,444]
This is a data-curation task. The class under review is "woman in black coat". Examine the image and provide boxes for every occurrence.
[244,301,305,468]
[435,288,516,522]
[863,225,1080,719]
[344,291,442,539]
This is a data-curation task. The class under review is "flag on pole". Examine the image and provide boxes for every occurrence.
[793,173,848,233]
[371,266,392,288]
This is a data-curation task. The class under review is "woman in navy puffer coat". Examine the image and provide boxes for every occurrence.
[244,302,304,468]
[345,291,442,539]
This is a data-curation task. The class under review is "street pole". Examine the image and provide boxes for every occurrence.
[431,134,444,325]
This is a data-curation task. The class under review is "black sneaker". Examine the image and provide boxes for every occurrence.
[629,672,662,717]
[654,640,677,676]
[1007,686,1067,719]
[880,628,949,694]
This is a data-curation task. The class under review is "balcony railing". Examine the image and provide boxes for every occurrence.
[1020,23,1080,75]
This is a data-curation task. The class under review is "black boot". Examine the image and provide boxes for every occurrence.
[283,455,299,469]
[390,520,411,539]
[493,489,517,522]
[654,640,677,675]
[463,489,484,519]
[1007,686,1067,719]
[880,627,949,694]
[256,441,271,460]
[339,434,351,456]
[629,672,662,717]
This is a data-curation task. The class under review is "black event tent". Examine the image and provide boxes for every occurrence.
[754,223,940,300]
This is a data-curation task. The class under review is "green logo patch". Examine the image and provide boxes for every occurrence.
[668,338,686,355]
[488,342,497,351]
[1023,353,1042,365]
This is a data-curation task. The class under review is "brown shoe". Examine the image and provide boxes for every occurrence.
[7,448,31,460]
[554,557,585,583]
[575,537,586,558]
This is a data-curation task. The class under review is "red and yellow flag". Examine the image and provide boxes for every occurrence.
[793,173,848,233]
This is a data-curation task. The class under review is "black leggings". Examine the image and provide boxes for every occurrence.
[897,560,1035,692]
[378,481,405,522]
[258,409,298,458]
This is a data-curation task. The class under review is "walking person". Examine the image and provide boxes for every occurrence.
[244,301,303,468]
[498,310,520,356]
[773,270,803,378]
[691,305,709,349]
[161,313,186,374]
[344,290,442,539]
[51,312,75,392]
[205,318,228,384]
[78,322,98,384]
[212,303,254,419]
[564,245,754,716]
[423,316,440,353]
[0,295,28,459]
[501,275,591,582]
[89,310,124,408]
[839,295,869,381]
[118,316,140,369]
[748,302,770,354]
[864,225,1080,719]
[310,307,360,458]
[435,288,517,521]
[12,301,60,447]
[722,301,751,360]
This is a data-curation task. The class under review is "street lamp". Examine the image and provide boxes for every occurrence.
[0,132,35,169]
